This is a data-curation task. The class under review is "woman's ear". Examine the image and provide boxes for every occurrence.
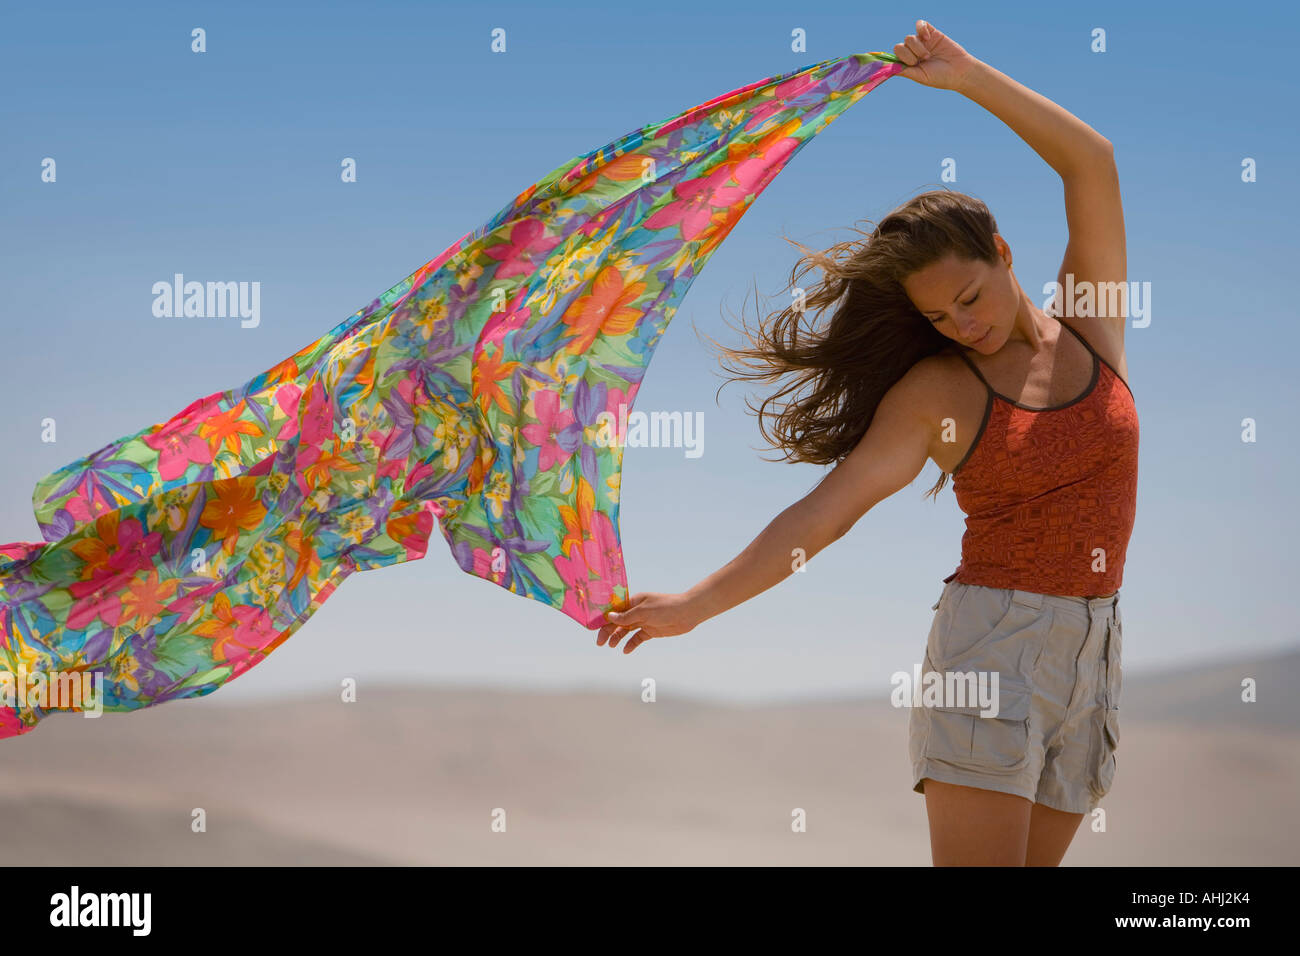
[992,233,1013,268]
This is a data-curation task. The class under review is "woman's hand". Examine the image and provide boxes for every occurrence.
[598,591,704,654]
[892,20,979,92]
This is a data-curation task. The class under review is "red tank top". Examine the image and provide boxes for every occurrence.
[943,320,1139,597]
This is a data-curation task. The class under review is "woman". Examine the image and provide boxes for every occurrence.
[597,21,1138,867]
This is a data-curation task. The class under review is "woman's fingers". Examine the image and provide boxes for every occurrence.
[598,592,694,651]
[607,626,652,652]
[602,592,648,629]
[621,629,651,654]
[599,612,652,651]
[892,39,918,66]
[895,21,938,68]
[598,605,645,647]
[596,622,631,647]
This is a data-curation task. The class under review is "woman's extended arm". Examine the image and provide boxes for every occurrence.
[598,363,937,653]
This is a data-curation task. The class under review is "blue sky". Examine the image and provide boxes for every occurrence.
[1,0,1297,705]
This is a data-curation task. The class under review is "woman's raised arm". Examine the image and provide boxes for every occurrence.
[896,21,1127,353]
[895,21,1113,175]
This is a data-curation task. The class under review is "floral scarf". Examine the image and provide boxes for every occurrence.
[0,51,902,738]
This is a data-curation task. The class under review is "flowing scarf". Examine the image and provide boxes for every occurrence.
[0,51,903,739]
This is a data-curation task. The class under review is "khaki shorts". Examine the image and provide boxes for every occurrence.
[908,580,1123,814]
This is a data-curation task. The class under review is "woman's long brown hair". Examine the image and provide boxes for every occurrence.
[700,188,1000,501]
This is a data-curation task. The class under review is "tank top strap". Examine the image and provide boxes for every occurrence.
[947,344,995,396]
[950,320,1107,399]
[1050,317,1133,395]
[1058,317,1099,358]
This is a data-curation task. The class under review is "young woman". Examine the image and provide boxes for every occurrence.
[597,21,1138,866]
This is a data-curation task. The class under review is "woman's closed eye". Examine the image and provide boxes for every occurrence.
[929,293,978,322]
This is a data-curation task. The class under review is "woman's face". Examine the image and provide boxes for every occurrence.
[902,241,1017,354]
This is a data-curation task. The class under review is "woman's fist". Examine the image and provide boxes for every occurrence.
[892,20,979,92]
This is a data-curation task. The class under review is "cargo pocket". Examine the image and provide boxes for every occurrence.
[1091,613,1123,799]
[1103,609,1123,712]
[932,587,1047,674]
[1090,707,1120,799]
[922,675,1033,774]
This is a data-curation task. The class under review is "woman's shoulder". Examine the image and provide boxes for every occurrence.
[897,346,984,414]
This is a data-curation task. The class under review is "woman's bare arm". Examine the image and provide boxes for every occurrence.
[685,371,933,622]
[954,58,1113,177]
[920,30,1126,354]
[600,366,935,651]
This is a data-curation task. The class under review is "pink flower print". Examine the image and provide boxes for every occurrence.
[63,494,94,522]
[742,73,821,131]
[222,606,284,678]
[105,517,163,576]
[582,509,625,586]
[67,569,133,631]
[474,286,532,363]
[483,218,563,280]
[172,392,224,425]
[143,415,213,482]
[402,458,437,494]
[645,166,748,241]
[729,134,799,194]
[471,545,507,584]
[299,382,334,445]
[274,384,303,440]
[521,389,581,472]
[0,708,34,740]
[555,549,611,627]
[374,440,407,483]
[603,385,631,419]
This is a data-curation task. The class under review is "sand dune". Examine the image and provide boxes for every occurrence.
[1,650,1296,866]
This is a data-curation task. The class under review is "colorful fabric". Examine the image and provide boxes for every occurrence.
[0,51,903,739]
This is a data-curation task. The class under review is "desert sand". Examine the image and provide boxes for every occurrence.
[1,649,1296,866]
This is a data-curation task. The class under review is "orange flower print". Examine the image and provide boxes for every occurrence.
[558,477,596,559]
[472,343,519,417]
[283,524,321,593]
[297,439,362,493]
[193,592,282,676]
[120,569,180,628]
[560,265,646,354]
[198,401,264,457]
[199,477,268,556]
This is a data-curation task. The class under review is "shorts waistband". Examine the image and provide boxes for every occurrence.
[1007,587,1119,617]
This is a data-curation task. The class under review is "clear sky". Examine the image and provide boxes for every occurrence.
[2,0,1297,705]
